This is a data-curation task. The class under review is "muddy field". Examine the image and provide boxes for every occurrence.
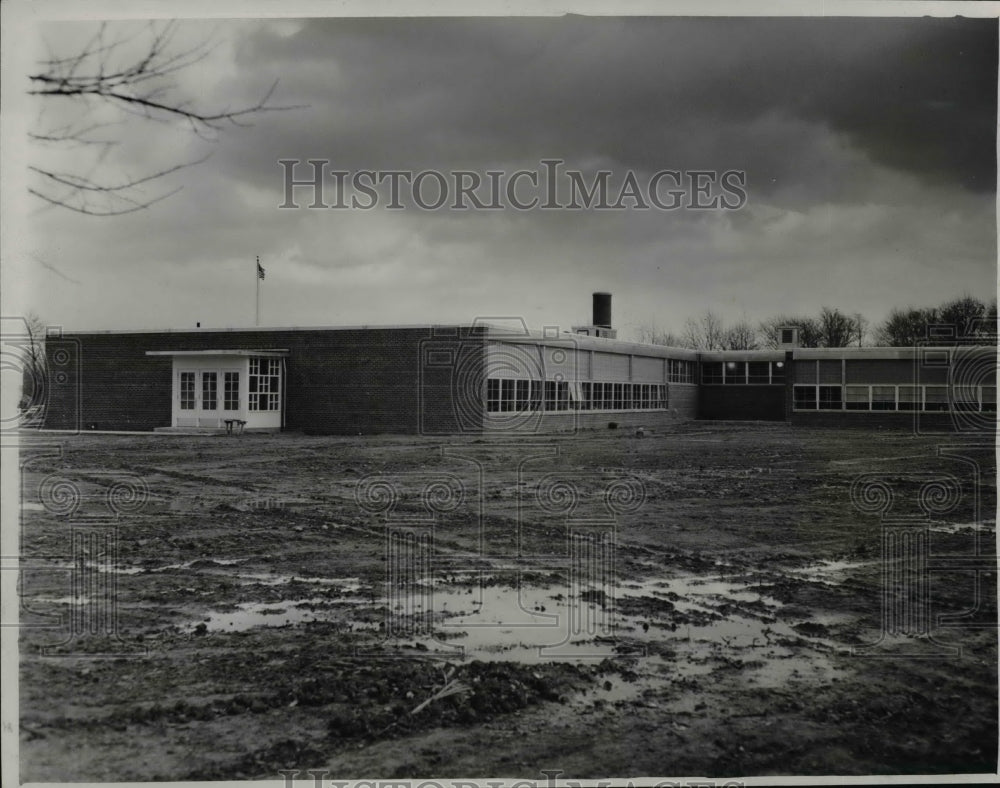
[16,422,998,780]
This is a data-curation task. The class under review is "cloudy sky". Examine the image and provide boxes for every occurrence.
[4,8,997,340]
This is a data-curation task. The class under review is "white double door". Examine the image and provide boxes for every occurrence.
[176,368,239,427]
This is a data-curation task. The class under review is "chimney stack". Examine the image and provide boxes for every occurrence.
[592,292,612,330]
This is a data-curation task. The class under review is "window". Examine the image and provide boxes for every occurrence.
[845,386,870,410]
[747,361,770,384]
[781,328,795,344]
[953,385,980,412]
[794,386,817,410]
[542,380,671,411]
[515,379,531,412]
[724,361,747,384]
[201,372,218,411]
[871,386,895,411]
[818,386,842,410]
[982,386,997,413]
[543,380,570,411]
[702,362,724,384]
[668,360,695,383]
[771,361,786,383]
[486,378,501,412]
[544,381,557,411]
[249,357,281,411]
[486,379,542,413]
[180,372,195,410]
[898,386,920,411]
[924,386,949,412]
[500,379,515,411]
[796,383,996,414]
[224,372,240,410]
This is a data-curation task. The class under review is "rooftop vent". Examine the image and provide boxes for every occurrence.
[778,326,801,348]
[573,292,617,339]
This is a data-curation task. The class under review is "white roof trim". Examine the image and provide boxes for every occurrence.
[145,349,290,357]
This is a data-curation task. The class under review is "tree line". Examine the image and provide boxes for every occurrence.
[635,295,997,350]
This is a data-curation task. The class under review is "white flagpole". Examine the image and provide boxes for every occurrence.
[255,256,261,326]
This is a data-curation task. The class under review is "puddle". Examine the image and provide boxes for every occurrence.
[189,596,378,632]
[228,572,367,591]
[175,564,854,690]
[28,595,91,605]
[195,599,325,631]
[619,574,782,610]
[42,557,369,595]
[397,584,622,663]
[929,520,996,535]
[45,561,147,576]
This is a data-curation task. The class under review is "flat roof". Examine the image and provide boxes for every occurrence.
[54,324,996,360]
[62,324,476,335]
[145,349,290,357]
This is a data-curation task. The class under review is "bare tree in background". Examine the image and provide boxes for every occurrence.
[817,307,862,348]
[18,313,48,421]
[852,312,869,347]
[874,295,997,345]
[723,319,760,350]
[758,315,823,348]
[681,311,727,350]
[27,21,298,216]
[634,320,682,347]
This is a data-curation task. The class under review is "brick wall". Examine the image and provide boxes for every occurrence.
[483,409,685,434]
[789,410,982,432]
[44,327,487,435]
[668,383,699,418]
[698,385,786,421]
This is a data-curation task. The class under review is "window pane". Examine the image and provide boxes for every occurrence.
[952,385,979,411]
[770,361,786,383]
[702,362,723,384]
[486,378,500,412]
[818,385,842,410]
[224,372,240,410]
[180,372,195,410]
[202,372,217,410]
[724,361,747,384]
[845,385,869,410]
[983,386,997,412]
[747,361,770,384]
[557,381,569,411]
[871,385,895,411]
[924,386,949,411]
[794,386,817,410]
[515,379,529,412]
[898,385,919,411]
[501,379,515,412]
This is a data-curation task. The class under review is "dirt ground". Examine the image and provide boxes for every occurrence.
[15,422,998,781]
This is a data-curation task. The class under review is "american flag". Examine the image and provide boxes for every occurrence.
[257,259,266,280]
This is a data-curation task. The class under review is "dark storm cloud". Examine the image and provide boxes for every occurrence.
[18,14,996,334]
[232,16,996,195]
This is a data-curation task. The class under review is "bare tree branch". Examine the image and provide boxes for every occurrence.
[28,20,304,215]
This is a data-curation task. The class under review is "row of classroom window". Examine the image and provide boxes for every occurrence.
[486,379,668,412]
[792,384,997,412]
[701,361,785,385]
[178,360,282,412]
